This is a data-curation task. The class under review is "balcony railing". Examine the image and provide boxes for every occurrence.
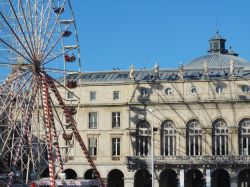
[127,155,250,169]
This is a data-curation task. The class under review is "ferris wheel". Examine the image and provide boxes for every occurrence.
[0,0,104,187]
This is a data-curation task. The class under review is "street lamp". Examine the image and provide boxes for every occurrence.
[148,108,154,187]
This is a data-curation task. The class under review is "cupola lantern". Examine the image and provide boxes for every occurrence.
[208,31,227,54]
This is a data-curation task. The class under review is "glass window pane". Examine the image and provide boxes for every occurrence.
[88,138,97,156]
[89,112,97,128]
[112,112,120,128]
[67,91,74,99]
[113,91,120,100]
[90,91,96,101]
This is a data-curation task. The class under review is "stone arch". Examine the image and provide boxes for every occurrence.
[136,120,150,129]
[212,118,228,155]
[238,168,250,187]
[159,169,177,187]
[107,169,124,187]
[136,120,151,156]
[134,169,151,187]
[64,168,77,179]
[185,168,205,187]
[84,169,95,179]
[186,119,202,155]
[161,120,176,156]
[211,168,230,187]
[238,118,250,155]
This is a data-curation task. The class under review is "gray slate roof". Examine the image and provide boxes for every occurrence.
[185,53,250,69]
[63,54,250,84]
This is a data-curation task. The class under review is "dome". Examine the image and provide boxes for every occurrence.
[185,32,250,69]
[185,53,250,69]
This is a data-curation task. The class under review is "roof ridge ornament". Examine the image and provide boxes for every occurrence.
[229,58,235,76]
[177,63,184,79]
[129,64,135,80]
[203,62,209,77]
[153,62,159,79]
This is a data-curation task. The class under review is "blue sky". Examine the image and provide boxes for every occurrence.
[72,0,250,72]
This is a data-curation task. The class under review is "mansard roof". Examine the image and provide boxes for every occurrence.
[63,65,250,84]
[63,32,250,84]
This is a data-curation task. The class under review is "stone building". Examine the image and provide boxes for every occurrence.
[61,32,250,187]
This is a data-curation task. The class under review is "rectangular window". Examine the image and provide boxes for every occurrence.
[113,91,120,100]
[112,112,120,128]
[67,91,74,100]
[163,136,175,156]
[88,138,97,156]
[112,138,120,157]
[90,91,96,101]
[89,112,97,128]
[137,136,149,156]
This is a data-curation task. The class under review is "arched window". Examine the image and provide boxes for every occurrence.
[186,120,202,155]
[136,121,151,156]
[161,120,176,156]
[212,119,228,155]
[239,119,250,155]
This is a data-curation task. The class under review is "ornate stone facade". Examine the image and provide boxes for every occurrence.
[60,33,250,187]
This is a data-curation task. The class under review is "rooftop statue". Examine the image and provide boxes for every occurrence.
[229,58,235,76]
[178,63,184,79]
[153,62,159,78]
[203,62,208,75]
[129,64,135,80]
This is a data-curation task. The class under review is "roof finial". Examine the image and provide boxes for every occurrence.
[129,64,135,80]
[229,59,235,76]
[153,61,159,79]
[177,63,184,79]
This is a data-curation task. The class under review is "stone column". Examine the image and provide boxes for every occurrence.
[205,169,211,187]
[230,171,238,187]
[179,169,185,187]
[205,127,212,155]
[230,127,239,155]
[153,178,159,187]
[124,178,134,187]
[178,128,186,156]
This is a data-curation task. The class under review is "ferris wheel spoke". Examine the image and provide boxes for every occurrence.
[37,1,46,58]
[12,82,38,167]
[0,71,24,105]
[42,46,76,66]
[0,85,35,158]
[19,0,36,57]
[37,3,53,59]
[45,73,105,187]
[7,0,35,59]
[49,95,68,142]
[0,1,86,185]
[0,11,35,63]
[41,22,72,63]
[46,74,80,100]
[0,72,34,116]
[47,95,63,171]
[40,0,66,61]
[44,67,78,74]
[0,70,33,95]
[26,0,38,55]
[0,37,33,64]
